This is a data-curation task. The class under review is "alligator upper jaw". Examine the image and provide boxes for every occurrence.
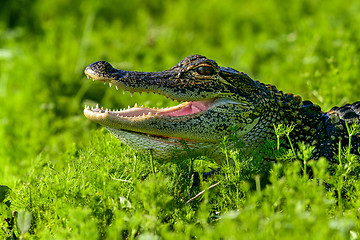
[84,60,223,102]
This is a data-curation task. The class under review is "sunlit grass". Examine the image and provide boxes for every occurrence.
[1,0,360,238]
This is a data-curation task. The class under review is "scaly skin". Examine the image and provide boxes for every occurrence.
[84,55,360,164]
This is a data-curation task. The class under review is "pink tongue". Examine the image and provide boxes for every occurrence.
[164,101,213,117]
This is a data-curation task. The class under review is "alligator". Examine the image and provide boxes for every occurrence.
[84,55,360,164]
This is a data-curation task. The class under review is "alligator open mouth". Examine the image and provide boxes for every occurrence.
[84,81,217,122]
[84,97,216,120]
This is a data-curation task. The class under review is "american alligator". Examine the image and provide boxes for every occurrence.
[84,55,360,164]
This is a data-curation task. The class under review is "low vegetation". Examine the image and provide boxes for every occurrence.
[1,0,360,239]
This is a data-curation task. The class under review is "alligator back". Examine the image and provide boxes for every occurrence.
[328,101,360,122]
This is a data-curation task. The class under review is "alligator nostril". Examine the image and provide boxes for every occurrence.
[84,61,117,80]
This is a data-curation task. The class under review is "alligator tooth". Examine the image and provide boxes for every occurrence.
[130,92,133,97]
[134,103,138,107]
[128,105,130,109]
[96,104,99,109]
[101,107,104,110]
[123,90,126,95]
[91,106,94,110]
[105,109,108,112]
[147,112,153,116]
[116,86,119,90]
[109,83,112,87]
[104,82,106,85]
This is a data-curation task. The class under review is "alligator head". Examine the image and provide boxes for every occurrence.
[84,55,274,162]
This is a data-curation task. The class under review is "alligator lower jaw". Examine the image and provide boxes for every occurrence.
[105,127,218,160]
[83,98,217,140]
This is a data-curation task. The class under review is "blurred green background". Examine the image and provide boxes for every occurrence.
[1,0,360,238]
[1,0,360,184]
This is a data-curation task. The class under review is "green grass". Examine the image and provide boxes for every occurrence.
[1,0,360,239]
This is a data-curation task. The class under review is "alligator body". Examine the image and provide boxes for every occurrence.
[84,55,360,164]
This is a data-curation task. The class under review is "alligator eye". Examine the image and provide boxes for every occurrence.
[196,66,215,75]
